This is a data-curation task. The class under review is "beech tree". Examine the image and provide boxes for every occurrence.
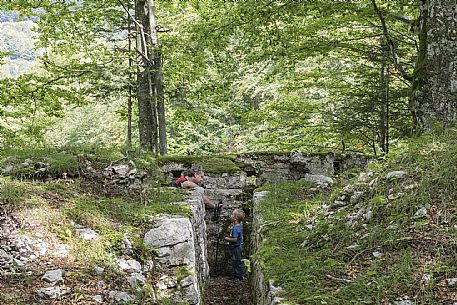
[411,0,457,131]
[188,1,417,152]
[132,0,166,154]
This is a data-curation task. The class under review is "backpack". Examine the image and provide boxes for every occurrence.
[171,176,187,188]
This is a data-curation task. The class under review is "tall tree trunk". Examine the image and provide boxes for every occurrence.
[148,0,167,155]
[127,0,133,149]
[135,0,158,152]
[379,38,389,153]
[411,0,457,131]
[155,51,167,155]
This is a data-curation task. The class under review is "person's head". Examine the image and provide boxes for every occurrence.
[230,209,245,223]
[186,167,205,185]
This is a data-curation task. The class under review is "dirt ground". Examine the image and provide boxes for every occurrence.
[204,276,253,305]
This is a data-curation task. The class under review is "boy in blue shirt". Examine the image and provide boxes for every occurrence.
[224,209,245,281]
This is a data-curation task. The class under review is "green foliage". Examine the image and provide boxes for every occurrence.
[45,99,127,148]
[255,131,457,304]
[0,73,73,149]
[180,0,418,154]
[0,0,421,154]
[0,177,29,207]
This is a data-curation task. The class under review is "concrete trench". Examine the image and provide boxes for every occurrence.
[161,153,368,305]
[203,185,254,305]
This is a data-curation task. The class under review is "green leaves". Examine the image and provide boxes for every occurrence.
[0,0,420,153]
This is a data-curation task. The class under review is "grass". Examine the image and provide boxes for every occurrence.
[254,131,457,304]
[175,266,194,282]
[0,146,162,178]
[0,159,188,276]
[0,177,30,206]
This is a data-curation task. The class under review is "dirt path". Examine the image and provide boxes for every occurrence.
[204,276,253,305]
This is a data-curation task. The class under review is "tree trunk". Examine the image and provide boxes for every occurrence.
[411,0,457,131]
[135,0,158,152]
[127,1,133,149]
[148,0,167,155]
[155,51,167,156]
[379,38,389,153]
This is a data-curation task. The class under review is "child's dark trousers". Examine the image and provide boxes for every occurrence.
[230,245,244,280]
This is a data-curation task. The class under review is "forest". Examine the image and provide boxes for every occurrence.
[1,0,457,304]
[1,0,454,155]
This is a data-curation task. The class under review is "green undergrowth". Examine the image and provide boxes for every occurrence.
[0,146,167,178]
[255,131,457,304]
[0,174,187,268]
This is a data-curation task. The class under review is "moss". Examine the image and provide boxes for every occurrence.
[158,155,241,174]
[175,266,194,282]
[239,150,290,157]
[0,146,165,178]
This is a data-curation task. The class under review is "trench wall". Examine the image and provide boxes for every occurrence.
[144,188,209,304]
[161,152,368,304]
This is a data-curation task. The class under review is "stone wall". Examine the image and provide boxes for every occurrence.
[162,162,250,276]
[161,153,368,278]
[251,191,292,305]
[143,187,209,304]
[237,152,368,186]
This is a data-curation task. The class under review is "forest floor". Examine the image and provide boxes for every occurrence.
[205,276,252,305]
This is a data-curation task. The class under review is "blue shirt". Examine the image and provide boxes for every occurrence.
[229,224,243,249]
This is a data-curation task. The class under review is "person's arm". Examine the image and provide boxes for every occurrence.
[203,195,217,209]
[224,225,240,242]
[182,180,199,189]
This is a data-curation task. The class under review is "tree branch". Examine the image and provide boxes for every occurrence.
[371,0,413,82]
[390,13,414,25]
[30,71,89,94]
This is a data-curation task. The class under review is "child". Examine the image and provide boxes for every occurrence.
[224,208,245,281]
